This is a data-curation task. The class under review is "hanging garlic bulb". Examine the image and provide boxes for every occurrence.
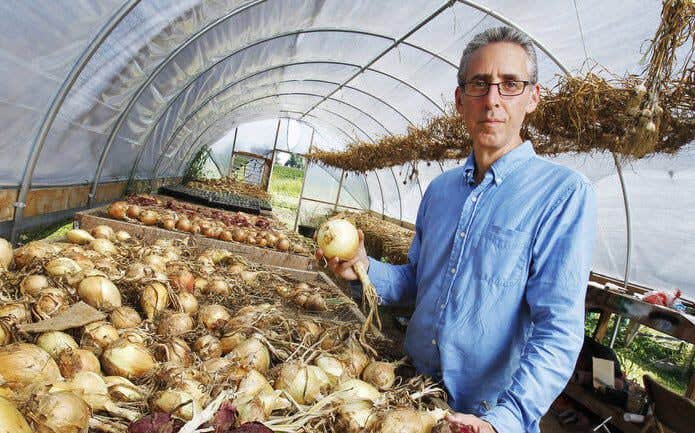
[0,395,32,433]
[36,331,78,359]
[140,282,169,320]
[0,343,62,390]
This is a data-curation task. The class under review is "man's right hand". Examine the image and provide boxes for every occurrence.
[315,229,370,281]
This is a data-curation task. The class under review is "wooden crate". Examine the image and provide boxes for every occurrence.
[74,206,315,271]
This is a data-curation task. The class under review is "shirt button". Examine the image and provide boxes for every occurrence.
[440,304,445,310]
[450,267,456,274]
[471,195,477,202]
[431,339,437,345]
[459,231,466,238]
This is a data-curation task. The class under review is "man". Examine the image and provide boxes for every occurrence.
[318,27,596,433]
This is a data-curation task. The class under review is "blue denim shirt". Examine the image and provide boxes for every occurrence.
[365,142,596,433]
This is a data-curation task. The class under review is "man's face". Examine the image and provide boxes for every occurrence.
[455,42,540,151]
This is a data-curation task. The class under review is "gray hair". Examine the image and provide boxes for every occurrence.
[457,26,538,86]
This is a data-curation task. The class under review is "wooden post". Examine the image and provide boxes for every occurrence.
[594,311,612,342]
[623,319,641,346]
[333,169,345,212]
[266,119,281,192]
[293,130,313,231]
[227,127,238,177]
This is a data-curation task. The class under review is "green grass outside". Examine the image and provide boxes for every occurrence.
[269,165,303,228]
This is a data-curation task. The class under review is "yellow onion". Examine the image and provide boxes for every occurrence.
[104,376,146,402]
[57,348,100,378]
[236,369,273,399]
[374,408,447,433]
[362,361,399,390]
[341,339,370,378]
[193,277,208,292]
[101,340,156,380]
[0,395,32,433]
[30,391,90,433]
[198,304,231,333]
[194,335,222,360]
[0,343,62,390]
[89,238,118,256]
[0,323,10,346]
[176,292,199,315]
[0,238,12,270]
[304,293,327,311]
[227,337,270,374]
[316,219,360,260]
[126,205,141,219]
[150,380,206,421]
[169,269,194,293]
[140,282,169,320]
[108,201,128,219]
[315,355,346,386]
[32,288,70,320]
[161,218,176,231]
[66,229,94,245]
[13,241,60,268]
[336,379,381,403]
[20,274,50,297]
[109,306,141,329]
[277,238,290,252]
[50,371,140,422]
[205,278,230,295]
[219,230,233,242]
[274,361,331,404]
[36,331,78,359]
[119,328,148,345]
[219,331,246,355]
[143,254,167,271]
[275,284,294,298]
[153,337,193,367]
[234,390,289,425]
[90,225,114,240]
[202,357,234,378]
[114,230,131,242]
[157,312,193,337]
[45,257,82,278]
[139,210,159,226]
[0,302,31,326]
[296,319,323,342]
[80,321,119,356]
[176,219,191,232]
[124,262,147,281]
[338,400,378,432]
[77,276,121,311]
[240,270,258,283]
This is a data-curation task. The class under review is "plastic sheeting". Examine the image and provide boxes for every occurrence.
[0,0,693,295]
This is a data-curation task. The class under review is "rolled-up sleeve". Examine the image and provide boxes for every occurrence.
[483,179,597,433]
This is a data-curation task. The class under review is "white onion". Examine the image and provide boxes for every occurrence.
[66,229,94,245]
[45,257,82,277]
[362,361,398,390]
[89,238,118,255]
[198,304,231,333]
[80,321,120,356]
[157,312,194,337]
[176,292,199,315]
[316,219,360,260]
[109,306,142,329]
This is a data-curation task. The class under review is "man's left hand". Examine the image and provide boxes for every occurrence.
[446,413,497,433]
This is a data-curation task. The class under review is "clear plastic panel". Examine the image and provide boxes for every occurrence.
[391,163,422,224]
[297,199,334,228]
[375,167,401,221]
[338,171,370,210]
[303,163,341,204]
[365,171,384,215]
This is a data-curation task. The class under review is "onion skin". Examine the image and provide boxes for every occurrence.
[0,343,62,390]
[0,302,31,326]
[316,219,360,260]
[194,335,222,360]
[32,288,70,320]
[0,395,32,433]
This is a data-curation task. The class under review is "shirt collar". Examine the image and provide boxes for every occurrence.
[463,140,536,186]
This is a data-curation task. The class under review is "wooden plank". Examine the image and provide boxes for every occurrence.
[0,188,17,222]
[75,207,315,271]
[563,381,645,433]
[593,311,613,342]
[586,285,695,344]
[25,187,71,217]
[96,181,127,202]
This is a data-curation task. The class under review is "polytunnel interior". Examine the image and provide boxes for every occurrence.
[0,0,693,303]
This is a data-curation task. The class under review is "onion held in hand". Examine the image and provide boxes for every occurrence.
[316,219,360,260]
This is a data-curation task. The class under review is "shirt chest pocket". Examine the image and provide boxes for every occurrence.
[471,224,532,287]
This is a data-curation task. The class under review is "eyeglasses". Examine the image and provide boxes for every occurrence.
[460,80,532,97]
